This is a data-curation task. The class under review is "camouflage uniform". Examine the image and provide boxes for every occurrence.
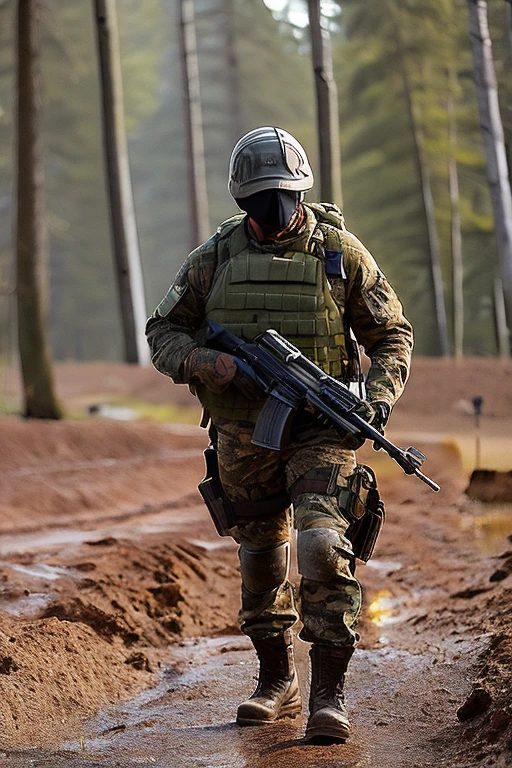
[146,203,413,649]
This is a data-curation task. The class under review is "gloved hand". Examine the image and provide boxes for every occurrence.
[183,347,263,399]
[368,402,391,432]
[366,401,391,450]
[346,400,391,451]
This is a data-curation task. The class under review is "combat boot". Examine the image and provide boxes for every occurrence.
[236,631,302,725]
[305,643,354,743]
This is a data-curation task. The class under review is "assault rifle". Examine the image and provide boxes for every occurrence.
[205,322,440,493]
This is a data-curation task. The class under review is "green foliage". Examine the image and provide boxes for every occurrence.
[130,0,318,314]
[334,0,498,354]
[0,0,507,364]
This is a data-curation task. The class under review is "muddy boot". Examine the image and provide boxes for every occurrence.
[305,644,354,743]
[236,631,302,726]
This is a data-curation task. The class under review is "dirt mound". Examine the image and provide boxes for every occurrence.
[466,470,512,503]
[42,536,238,648]
[451,575,512,762]
[395,357,512,418]
[0,532,239,748]
[0,613,152,749]
[0,419,206,534]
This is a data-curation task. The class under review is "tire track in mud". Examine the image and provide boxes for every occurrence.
[2,448,203,479]
[0,496,203,552]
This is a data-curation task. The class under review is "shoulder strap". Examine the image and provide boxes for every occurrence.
[306,204,365,393]
[306,202,347,231]
[215,214,246,266]
[304,203,347,280]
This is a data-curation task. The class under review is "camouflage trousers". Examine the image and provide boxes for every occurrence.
[216,416,362,648]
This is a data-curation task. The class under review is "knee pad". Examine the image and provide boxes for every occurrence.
[239,541,290,594]
[297,528,353,582]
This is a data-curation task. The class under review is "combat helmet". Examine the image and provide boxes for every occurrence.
[228,127,314,200]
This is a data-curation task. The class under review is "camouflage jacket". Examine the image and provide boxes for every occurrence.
[145,204,414,411]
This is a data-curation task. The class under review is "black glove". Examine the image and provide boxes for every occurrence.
[348,400,390,451]
[368,401,391,450]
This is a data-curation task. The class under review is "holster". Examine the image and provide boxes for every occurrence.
[198,445,236,537]
[291,463,385,562]
[340,464,385,562]
[198,444,290,537]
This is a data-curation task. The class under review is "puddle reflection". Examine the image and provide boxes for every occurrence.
[460,503,512,555]
[368,590,407,626]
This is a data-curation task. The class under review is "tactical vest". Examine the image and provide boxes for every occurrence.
[198,207,352,423]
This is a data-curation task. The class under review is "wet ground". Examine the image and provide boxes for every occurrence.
[2,631,483,768]
[0,498,510,766]
[1,413,512,766]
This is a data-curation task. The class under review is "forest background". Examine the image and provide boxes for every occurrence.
[0,0,511,364]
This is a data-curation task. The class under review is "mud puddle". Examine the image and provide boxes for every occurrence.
[1,629,482,768]
[459,503,512,556]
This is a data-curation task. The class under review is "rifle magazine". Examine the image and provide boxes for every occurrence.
[252,393,297,450]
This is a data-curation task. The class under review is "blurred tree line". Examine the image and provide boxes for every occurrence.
[0,0,511,363]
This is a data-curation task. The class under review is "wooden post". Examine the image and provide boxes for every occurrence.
[93,0,149,365]
[179,0,210,248]
[15,0,63,418]
[307,0,342,206]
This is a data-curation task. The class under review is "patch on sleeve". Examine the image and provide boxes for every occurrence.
[324,250,347,278]
[155,274,189,318]
[361,273,397,325]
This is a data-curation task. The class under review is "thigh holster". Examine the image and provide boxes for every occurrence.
[291,464,385,562]
[198,444,290,536]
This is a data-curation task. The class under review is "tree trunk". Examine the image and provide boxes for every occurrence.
[307,0,342,206]
[506,0,512,55]
[391,3,450,356]
[448,79,464,359]
[15,0,62,419]
[179,0,210,248]
[494,274,510,357]
[93,0,149,365]
[224,0,242,146]
[467,0,512,344]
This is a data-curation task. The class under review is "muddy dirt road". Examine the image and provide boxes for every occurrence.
[1,358,512,766]
[1,416,511,767]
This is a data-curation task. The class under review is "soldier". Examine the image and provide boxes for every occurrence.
[146,127,413,743]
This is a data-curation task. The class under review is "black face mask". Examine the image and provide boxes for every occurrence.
[236,189,300,237]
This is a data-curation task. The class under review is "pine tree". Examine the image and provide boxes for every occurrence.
[15,0,62,418]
